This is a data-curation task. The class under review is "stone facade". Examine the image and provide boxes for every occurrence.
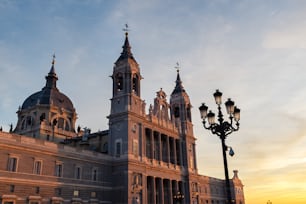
[0,32,245,204]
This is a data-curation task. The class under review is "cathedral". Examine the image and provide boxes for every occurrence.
[0,31,245,204]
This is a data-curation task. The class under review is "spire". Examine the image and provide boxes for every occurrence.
[172,63,185,95]
[116,24,136,62]
[45,54,58,89]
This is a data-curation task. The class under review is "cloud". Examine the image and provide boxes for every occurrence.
[263,29,306,49]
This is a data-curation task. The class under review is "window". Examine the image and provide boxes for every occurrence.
[187,106,192,121]
[36,187,40,194]
[174,107,180,118]
[92,168,98,181]
[132,74,139,95]
[7,157,18,172]
[116,74,123,92]
[33,160,42,175]
[4,202,14,204]
[102,142,108,153]
[26,116,33,126]
[10,185,15,192]
[91,192,96,198]
[58,118,64,129]
[56,188,62,196]
[75,166,82,179]
[73,190,79,197]
[115,139,122,157]
[55,162,63,177]
[51,197,63,204]
[65,121,70,131]
[29,202,39,204]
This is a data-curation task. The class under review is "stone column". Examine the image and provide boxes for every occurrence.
[166,135,170,164]
[158,132,162,163]
[151,131,154,161]
[173,138,177,166]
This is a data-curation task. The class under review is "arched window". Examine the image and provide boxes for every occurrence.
[58,118,64,129]
[132,74,139,95]
[174,107,180,118]
[116,73,123,92]
[21,119,26,130]
[65,121,70,131]
[26,116,34,126]
[187,105,192,122]
[40,113,46,123]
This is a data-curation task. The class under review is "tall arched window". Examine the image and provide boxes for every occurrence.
[174,107,180,118]
[116,73,123,92]
[187,105,192,122]
[132,74,139,95]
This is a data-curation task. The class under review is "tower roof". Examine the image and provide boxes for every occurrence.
[21,56,75,112]
[45,54,58,89]
[115,32,137,64]
[171,69,186,95]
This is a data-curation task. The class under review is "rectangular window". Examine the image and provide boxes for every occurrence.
[73,190,79,197]
[29,202,39,204]
[7,157,18,172]
[116,141,121,156]
[33,160,42,175]
[92,168,98,181]
[55,163,63,177]
[91,191,96,198]
[10,185,15,192]
[56,188,62,196]
[4,202,15,204]
[75,166,81,179]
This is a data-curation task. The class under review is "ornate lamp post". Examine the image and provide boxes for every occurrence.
[199,90,240,204]
[173,191,184,204]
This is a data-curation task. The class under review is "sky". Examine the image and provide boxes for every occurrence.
[1,0,306,203]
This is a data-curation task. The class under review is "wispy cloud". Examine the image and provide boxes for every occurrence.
[1,1,306,203]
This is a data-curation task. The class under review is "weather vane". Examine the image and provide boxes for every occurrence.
[52,53,56,65]
[123,23,130,35]
[175,62,180,73]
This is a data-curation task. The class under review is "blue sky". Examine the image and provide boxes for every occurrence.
[1,0,306,203]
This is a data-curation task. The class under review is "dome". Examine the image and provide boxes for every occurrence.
[21,57,75,112]
[21,88,75,112]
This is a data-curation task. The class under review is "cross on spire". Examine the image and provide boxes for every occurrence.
[52,53,56,65]
[123,23,130,36]
[175,62,180,73]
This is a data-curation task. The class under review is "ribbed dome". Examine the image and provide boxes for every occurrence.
[21,57,75,112]
[21,88,75,112]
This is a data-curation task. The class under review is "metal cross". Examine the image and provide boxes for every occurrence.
[123,23,130,33]
[175,62,180,73]
[52,53,56,65]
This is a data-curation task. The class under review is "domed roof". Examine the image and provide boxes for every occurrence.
[21,88,75,112]
[21,57,75,112]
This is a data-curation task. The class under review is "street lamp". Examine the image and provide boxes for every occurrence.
[267,200,272,204]
[173,191,184,204]
[199,89,240,204]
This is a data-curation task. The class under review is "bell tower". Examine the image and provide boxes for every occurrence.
[170,67,197,202]
[107,28,147,203]
[108,29,146,156]
[170,67,194,137]
[110,30,144,116]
